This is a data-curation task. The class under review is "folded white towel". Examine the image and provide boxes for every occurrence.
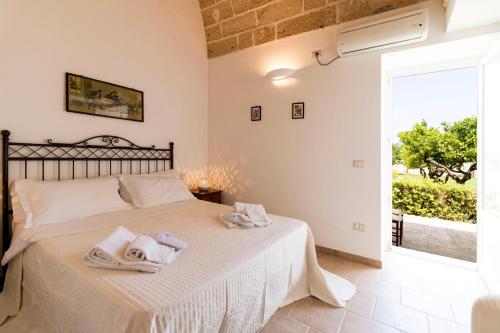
[125,235,176,264]
[234,202,270,222]
[146,232,189,251]
[220,208,273,229]
[84,227,162,273]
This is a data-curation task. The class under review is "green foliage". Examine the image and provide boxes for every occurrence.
[392,143,403,165]
[393,178,477,223]
[397,117,477,184]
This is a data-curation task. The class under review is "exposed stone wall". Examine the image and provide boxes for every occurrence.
[200,0,425,58]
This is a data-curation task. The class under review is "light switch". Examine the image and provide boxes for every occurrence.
[353,160,365,168]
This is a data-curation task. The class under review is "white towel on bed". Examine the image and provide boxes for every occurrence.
[84,227,162,273]
[146,231,189,251]
[219,202,272,228]
[234,202,270,222]
[125,235,176,264]
[220,210,273,228]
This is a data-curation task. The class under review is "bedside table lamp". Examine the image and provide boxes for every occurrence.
[198,178,210,192]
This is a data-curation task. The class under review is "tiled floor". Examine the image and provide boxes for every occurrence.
[401,222,477,262]
[262,251,490,333]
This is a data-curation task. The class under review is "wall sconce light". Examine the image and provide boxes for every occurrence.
[265,68,295,81]
[198,177,210,192]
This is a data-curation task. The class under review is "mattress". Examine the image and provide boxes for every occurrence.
[0,199,355,333]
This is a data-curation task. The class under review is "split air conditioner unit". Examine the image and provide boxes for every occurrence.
[336,9,429,57]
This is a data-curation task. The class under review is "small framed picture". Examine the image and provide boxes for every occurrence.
[292,102,305,119]
[251,106,262,121]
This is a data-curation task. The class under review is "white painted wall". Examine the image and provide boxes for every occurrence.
[0,0,208,177]
[208,0,500,261]
[0,0,208,249]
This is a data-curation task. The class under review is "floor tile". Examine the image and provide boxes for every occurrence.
[319,255,381,285]
[308,329,323,333]
[428,315,469,333]
[261,314,310,333]
[380,268,423,290]
[373,298,429,333]
[344,291,376,318]
[290,296,346,333]
[422,274,489,304]
[326,268,362,285]
[275,302,297,317]
[401,288,454,320]
[340,312,398,333]
[451,301,473,326]
[356,279,401,303]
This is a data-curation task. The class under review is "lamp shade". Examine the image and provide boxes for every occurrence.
[198,178,210,191]
[265,68,295,81]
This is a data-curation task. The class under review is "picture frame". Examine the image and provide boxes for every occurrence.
[292,102,305,119]
[65,73,144,122]
[251,106,262,121]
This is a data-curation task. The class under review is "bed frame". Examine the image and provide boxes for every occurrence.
[1,130,174,290]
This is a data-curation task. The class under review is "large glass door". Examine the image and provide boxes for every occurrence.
[479,60,500,292]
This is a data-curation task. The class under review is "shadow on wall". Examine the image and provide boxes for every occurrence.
[176,153,207,189]
[208,151,255,205]
[209,162,246,204]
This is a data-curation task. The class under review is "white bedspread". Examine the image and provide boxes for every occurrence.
[0,200,355,333]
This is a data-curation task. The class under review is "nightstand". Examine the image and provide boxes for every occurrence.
[191,189,222,204]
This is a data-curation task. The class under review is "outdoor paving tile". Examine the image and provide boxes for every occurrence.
[404,223,426,234]
[401,221,477,262]
[403,231,427,242]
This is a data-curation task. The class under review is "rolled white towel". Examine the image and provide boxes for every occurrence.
[125,235,176,264]
[146,232,189,251]
[84,226,162,273]
[234,202,270,222]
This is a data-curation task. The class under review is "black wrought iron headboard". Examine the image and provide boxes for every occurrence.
[1,130,174,286]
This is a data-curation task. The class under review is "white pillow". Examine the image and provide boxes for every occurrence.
[119,176,194,208]
[118,171,179,203]
[11,178,131,227]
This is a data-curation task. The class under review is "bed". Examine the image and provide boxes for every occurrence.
[0,131,355,333]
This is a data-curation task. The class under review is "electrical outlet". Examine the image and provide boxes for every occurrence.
[353,160,365,168]
[312,50,321,58]
[353,222,365,232]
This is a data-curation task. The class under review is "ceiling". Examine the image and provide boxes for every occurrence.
[446,0,500,32]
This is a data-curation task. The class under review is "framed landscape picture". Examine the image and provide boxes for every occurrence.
[292,102,304,119]
[66,73,144,122]
[251,106,262,121]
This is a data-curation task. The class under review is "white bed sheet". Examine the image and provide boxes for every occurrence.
[0,200,355,333]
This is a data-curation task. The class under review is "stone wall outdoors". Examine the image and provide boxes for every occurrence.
[200,0,426,58]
